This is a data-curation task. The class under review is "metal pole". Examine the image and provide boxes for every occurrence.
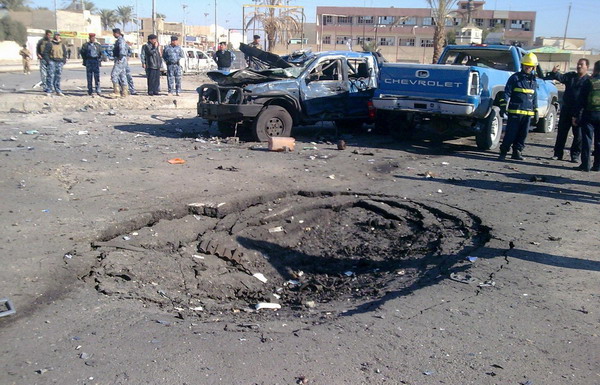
[152,0,156,35]
[562,2,571,50]
[54,0,58,31]
[182,4,187,47]
[214,0,217,50]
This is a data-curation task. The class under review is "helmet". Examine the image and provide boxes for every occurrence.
[521,52,538,67]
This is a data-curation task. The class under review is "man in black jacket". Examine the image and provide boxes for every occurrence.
[213,42,235,73]
[80,33,103,96]
[141,34,162,95]
[35,30,52,88]
[573,60,600,171]
[546,58,590,162]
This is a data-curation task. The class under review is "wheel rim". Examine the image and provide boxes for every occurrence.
[490,115,500,141]
[265,117,285,137]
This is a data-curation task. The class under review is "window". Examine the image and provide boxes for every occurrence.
[423,17,435,26]
[196,52,206,59]
[322,15,333,25]
[357,16,374,24]
[187,51,194,58]
[337,16,353,24]
[489,18,506,28]
[322,35,331,45]
[398,17,417,25]
[309,59,340,81]
[399,38,415,47]
[420,39,434,47]
[474,18,484,27]
[379,37,395,46]
[356,36,374,45]
[336,36,351,44]
[378,16,395,25]
[511,19,531,31]
[445,17,461,26]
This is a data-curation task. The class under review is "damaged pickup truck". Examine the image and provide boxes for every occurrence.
[197,44,380,141]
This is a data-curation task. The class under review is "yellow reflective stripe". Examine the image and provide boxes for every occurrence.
[513,87,535,94]
[507,109,535,116]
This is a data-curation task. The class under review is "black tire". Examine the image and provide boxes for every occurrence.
[476,107,502,150]
[536,104,557,133]
[252,106,293,142]
[374,110,391,134]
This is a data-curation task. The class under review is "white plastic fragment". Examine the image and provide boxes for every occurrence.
[253,273,268,283]
[344,271,354,277]
[255,302,281,310]
[192,255,205,260]
[328,174,336,179]
[437,189,443,193]
[268,226,284,233]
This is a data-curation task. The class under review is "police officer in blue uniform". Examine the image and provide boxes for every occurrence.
[80,33,102,96]
[213,41,235,73]
[499,52,539,161]
[162,36,185,96]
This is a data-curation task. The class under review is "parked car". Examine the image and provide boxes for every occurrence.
[373,44,559,150]
[160,47,217,75]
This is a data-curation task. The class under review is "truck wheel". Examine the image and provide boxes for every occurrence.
[536,104,557,133]
[374,111,391,134]
[476,107,502,150]
[252,106,293,142]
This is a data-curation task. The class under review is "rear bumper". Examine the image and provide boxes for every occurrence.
[373,97,475,116]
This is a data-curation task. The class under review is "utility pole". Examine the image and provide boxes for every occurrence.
[562,2,571,50]
[182,4,187,47]
[54,0,58,31]
[214,0,217,50]
[152,0,156,35]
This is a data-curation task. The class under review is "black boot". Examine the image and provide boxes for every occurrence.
[498,149,507,160]
[511,150,524,160]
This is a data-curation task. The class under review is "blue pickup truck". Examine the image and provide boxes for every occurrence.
[373,45,559,150]
[197,45,380,141]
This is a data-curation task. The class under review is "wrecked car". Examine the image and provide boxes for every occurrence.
[197,44,380,141]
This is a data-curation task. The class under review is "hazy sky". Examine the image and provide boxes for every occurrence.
[31,0,599,49]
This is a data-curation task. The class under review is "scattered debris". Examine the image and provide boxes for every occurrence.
[0,298,16,317]
[268,226,284,233]
[327,174,335,179]
[530,241,540,245]
[255,302,281,310]
[449,272,478,284]
[337,140,346,150]
[79,352,92,360]
[268,136,295,152]
[167,158,186,164]
[107,110,117,116]
[478,280,496,288]
[24,130,39,135]
[252,273,268,283]
[155,319,171,326]
[548,236,562,241]
[529,176,547,182]
[77,130,89,135]
[63,117,78,123]
[216,165,239,172]
[352,149,374,156]
[467,256,478,262]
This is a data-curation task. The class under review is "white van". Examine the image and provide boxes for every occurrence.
[160,47,217,75]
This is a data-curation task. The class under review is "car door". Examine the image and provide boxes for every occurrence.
[299,58,348,118]
[535,64,550,117]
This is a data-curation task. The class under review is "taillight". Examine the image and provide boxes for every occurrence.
[367,100,376,119]
[468,71,480,96]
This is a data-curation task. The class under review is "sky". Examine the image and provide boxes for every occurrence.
[29,0,600,49]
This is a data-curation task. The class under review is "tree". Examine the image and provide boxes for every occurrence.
[84,1,96,13]
[244,0,302,52]
[155,13,166,20]
[99,8,118,31]
[0,0,30,11]
[116,5,133,32]
[428,0,458,63]
[0,16,27,44]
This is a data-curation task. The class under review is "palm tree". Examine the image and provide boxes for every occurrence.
[116,5,133,32]
[244,0,302,52]
[155,13,166,20]
[99,9,118,31]
[428,0,459,63]
[84,1,97,13]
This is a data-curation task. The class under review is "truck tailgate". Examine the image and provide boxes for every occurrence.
[377,63,473,101]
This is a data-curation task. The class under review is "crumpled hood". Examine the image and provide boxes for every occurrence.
[207,67,302,87]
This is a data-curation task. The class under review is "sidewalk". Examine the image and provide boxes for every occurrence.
[0,61,85,73]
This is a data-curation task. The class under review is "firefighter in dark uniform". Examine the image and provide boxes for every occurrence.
[546,58,590,162]
[498,52,539,160]
[574,60,600,172]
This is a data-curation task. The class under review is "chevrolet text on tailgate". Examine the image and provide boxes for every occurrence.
[197,44,380,141]
[373,45,559,150]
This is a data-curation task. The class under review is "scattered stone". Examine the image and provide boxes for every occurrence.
[79,352,92,360]
[63,117,78,123]
[107,110,117,116]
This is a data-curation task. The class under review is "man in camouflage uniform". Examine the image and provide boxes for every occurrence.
[35,30,52,88]
[110,28,129,97]
[162,36,185,96]
[43,32,67,96]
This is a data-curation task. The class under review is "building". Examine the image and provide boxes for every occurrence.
[534,37,586,51]
[316,1,536,63]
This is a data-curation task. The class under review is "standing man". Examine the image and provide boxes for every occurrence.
[162,36,185,96]
[43,32,67,96]
[245,35,262,69]
[110,28,129,97]
[213,42,235,73]
[19,45,32,74]
[546,59,590,162]
[573,60,600,172]
[140,34,162,96]
[35,30,52,88]
[498,52,538,161]
[80,33,103,96]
